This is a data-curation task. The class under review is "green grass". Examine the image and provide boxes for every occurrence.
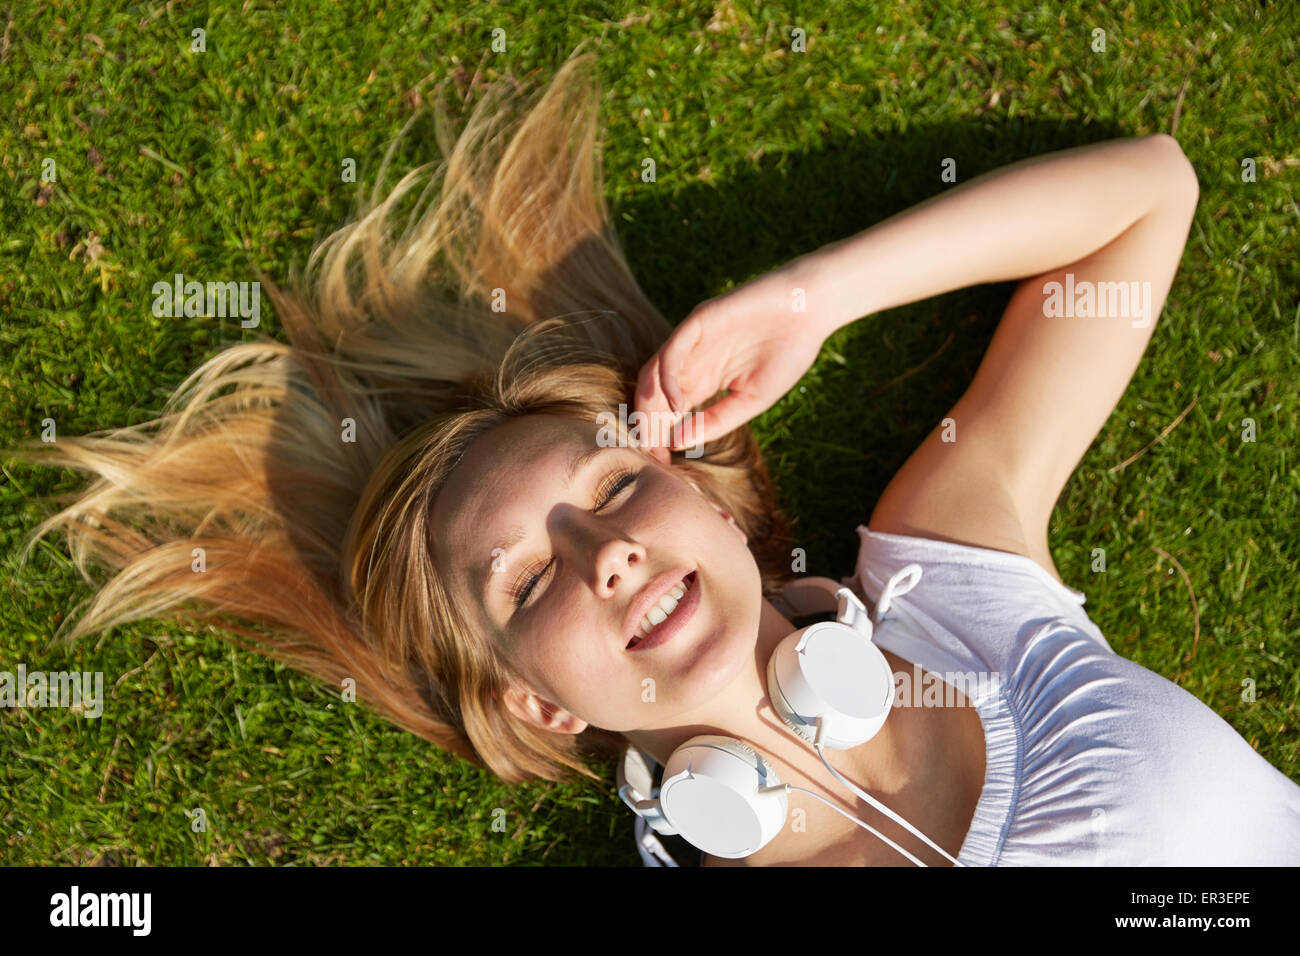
[2,0,1297,866]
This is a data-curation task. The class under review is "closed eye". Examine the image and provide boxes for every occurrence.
[509,468,640,610]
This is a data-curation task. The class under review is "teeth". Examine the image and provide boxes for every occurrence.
[649,600,674,624]
[634,576,693,640]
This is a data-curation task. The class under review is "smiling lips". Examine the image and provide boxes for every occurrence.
[627,570,698,650]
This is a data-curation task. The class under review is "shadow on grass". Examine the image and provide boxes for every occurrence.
[619,115,1128,579]
[267,115,1129,866]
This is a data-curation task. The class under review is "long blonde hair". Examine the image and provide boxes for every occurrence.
[7,47,794,785]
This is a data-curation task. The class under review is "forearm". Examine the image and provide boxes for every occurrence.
[796,134,1198,336]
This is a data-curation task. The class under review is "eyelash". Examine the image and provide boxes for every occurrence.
[508,468,640,610]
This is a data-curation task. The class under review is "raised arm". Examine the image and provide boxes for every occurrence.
[800,134,1199,579]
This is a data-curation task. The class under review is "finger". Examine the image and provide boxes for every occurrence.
[636,341,684,422]
[658,313,706,414]
[672,392,757,450]
[635,353,669,418]
[633,354,680,449]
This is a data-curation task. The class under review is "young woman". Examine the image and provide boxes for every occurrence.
[622,123,1300,867]
[12,50,1299,867]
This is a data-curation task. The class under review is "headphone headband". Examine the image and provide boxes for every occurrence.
[618,565,956,865]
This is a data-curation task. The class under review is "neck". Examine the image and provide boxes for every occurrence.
[624,596,908,823]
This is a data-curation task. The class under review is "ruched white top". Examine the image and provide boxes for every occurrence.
[846,525,1300,866]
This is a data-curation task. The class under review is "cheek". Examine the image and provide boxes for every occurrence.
[637,471,715,525]
[523,603,591,673]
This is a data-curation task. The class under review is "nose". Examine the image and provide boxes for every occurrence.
[593,536,646,595]
[558,509,646,595]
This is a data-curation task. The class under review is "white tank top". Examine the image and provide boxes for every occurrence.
[628,526,1300,866]
[846,525,1300,866]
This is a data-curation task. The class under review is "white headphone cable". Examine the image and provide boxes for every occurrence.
[813,716,966,866]
[757,782,927,866]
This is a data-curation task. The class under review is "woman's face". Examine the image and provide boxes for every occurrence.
[431,412,762,734]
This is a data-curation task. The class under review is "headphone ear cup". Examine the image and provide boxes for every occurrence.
[657,735,788,859]
[766,634,818,745]
[767,621,896,750]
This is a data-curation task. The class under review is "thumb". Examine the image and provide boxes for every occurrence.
[672,392,758,450]
[634,353,674,422]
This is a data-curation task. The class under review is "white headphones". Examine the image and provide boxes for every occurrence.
[617,564,966,866]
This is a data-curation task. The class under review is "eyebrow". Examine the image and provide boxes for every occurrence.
[475,443,613,606]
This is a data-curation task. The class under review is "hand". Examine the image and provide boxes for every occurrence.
[634,257,836,451]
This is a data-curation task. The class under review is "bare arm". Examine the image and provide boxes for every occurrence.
[795,134,1199,576]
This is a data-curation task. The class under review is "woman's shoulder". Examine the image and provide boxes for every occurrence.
[841,524,1114,692]
[847,524,1098,624]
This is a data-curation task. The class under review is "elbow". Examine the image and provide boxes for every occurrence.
[1146,133,1200,208]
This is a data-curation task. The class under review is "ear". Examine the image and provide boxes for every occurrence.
[500,682,589,735]
[720,509,747,545]
[673,471,748,543]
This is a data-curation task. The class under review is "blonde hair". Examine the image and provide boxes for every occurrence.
[7,46,794,785]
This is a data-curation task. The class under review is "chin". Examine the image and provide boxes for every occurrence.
[693,619,760,696]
